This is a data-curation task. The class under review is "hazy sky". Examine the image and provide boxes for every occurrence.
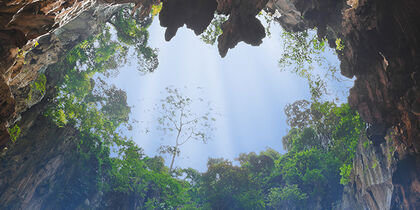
[107,17,352,171]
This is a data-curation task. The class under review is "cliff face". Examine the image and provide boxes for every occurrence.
[0,0,125,147]
[0,100,83,209]
[0,0,95,146]
[339,134,396,210]
[269,0,420,209]
[0,89,141,210]
[1,0,420,209]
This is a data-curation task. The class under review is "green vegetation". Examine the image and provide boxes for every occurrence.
[339,163,352,185]
[33,73,47,95]
[335,38,345,51]
[371,161,378,169]
[157,87,216,173]
[200,14,227,45]
[179,101,365,209]
[279,30,343,101]
[363,139,372,149]
[8,124,21,143]
[42,7,366,208]
[151,2,163,16]
[200,12,274,45]
[44,7,190,208]
[27,73,47,102]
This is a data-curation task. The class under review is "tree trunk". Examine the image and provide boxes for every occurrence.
[169,146,177,173]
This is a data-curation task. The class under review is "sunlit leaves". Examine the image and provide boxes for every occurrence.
[151,2,163,16]
[8,124,21,143]
[279,30,340,101]
[267,185,308,210]
[109,9,158,73]
[200,14,227,45]
[339,163,352,185]
[156,86,216,172]
[283,100,365,188]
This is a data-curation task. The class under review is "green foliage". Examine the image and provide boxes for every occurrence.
[268,185,308,210]
[108,140,190,208]
[339,164,352,185]
[200,14,227,45]
[26,73,47,102]
[151,2,162,16]
[335,38,345,51]
[199,158,266,209]
[258,11,275,37]
[33,73,47,95]
[109,9,158,73]
[157,86,216,172]
[278,100,365,207]
[8,124,21,143]
[279,30,340,101]
[387,144,395,162]
[363,140,371,149]
[46,7,158,143]
[272,147,342,208]
[371,161,378,169]
[40,6,365,208]
[44,7,193,208]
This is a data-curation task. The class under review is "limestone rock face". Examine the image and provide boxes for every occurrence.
[159,0,269,57]
[0,1,124,148]
[0,0,96,84]
[265,0,307,32]
[216,0,268,57]
[339,132,420,210]
[339,135,395,210]
[159,0,217,41]
[0,0,95,148]
[0,103,81,209]
[0,92,142,210]
[270,0,420,208]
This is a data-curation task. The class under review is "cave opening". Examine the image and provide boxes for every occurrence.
[4,0,420,208]
[75,9,353,171]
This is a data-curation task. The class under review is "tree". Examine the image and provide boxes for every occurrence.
[282,100,365,188]
[278,30,344,101]
[107,8,159,73]
[157,87,216,172]
[267,185,308,210]
[200,158,265,209]
[200,14,227,45]
[47,6,158,143]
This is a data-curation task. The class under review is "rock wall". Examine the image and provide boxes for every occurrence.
[270,0,420,139]
[159,0,269,57]
[0,98,83,209]
[269,0,420,209]
[0,0,95,147]
[0,84,141,210]
[339,134,396,210]
[0,1,125,148]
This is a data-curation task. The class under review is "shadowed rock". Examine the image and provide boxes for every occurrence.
[159,0,269,57]
[217,0,268,57]
[159,0,217,41]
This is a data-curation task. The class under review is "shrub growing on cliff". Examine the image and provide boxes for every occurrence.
[8,124,21,143]
[26,73,47,102]
[339,163,352,185]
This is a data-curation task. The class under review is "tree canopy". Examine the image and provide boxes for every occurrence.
[42,6,366,209]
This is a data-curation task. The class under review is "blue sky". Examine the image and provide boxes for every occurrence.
[107,18,352,171]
